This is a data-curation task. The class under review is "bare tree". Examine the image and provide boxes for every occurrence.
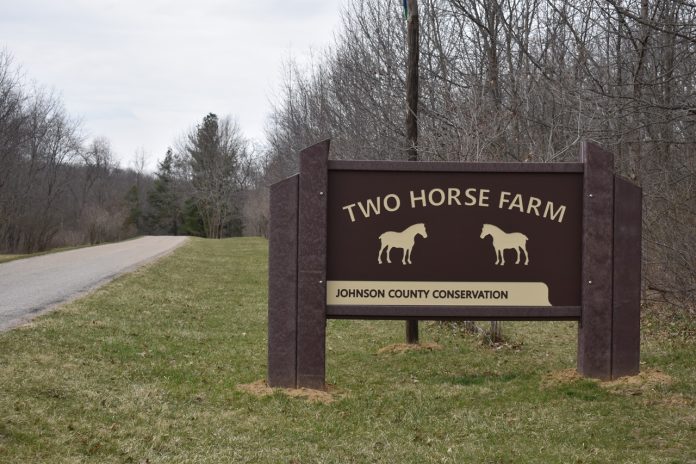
[261,0,696,313]
[179,113,248,238]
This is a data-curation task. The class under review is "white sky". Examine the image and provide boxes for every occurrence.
[0,0,343,170]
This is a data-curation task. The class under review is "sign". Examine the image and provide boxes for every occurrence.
[267,140,642,389]
[327,170,582,307]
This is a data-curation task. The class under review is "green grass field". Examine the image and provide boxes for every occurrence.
[0,238,694,463]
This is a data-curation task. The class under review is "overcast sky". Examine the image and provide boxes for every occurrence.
[0,0,343,170]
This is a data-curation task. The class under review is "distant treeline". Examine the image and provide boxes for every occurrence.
[0,51,266,254]
[259,0,696,310]
[1,52,135,252]
[138,113,264,240]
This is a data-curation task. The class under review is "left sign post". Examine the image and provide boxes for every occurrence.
[267,174,299,388]
[268,140,330,389]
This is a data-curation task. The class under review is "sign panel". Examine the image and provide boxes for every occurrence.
[326,170,583,307]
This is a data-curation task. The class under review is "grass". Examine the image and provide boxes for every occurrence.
[0,237,694,463]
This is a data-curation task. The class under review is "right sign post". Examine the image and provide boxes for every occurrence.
[268,140,642,389]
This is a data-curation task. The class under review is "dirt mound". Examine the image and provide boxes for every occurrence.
[377,342,444,354]
[237,380,336,404]
[542,368,673,395]
[601,369,673,395]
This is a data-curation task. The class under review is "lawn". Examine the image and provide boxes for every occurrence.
[0,237,694,463]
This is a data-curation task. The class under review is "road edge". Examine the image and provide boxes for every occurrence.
[0,237,190,332]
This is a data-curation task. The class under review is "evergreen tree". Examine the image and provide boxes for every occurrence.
[185,113,244,238]
[180,198,206,237]
[145,149,182,235]
[124,185,142,232]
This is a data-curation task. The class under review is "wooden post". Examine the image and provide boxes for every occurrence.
[405,0,420,344]
[296,140,330,389]
[611,177,642,378]
[578,142,614,379]
[267,175,299,388]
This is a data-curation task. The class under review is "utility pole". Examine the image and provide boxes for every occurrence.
[406,0,419,163]
[405,0,420,343]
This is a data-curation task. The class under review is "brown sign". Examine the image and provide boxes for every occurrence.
[327,170,582,307]
[267,140,642,389]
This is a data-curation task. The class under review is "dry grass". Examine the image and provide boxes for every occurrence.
[1,237,695,463]
[543,368,673,393]
[377,342,444,354]
[237,380,337,404]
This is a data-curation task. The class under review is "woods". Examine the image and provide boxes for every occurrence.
[0,50,257,251]
[0,52,135,253]
[1,0,694,312]
[260,0,696,312]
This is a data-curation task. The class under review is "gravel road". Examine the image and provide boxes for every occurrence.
[0,236,188,331]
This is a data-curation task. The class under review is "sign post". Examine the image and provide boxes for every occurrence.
[268,140,641,389]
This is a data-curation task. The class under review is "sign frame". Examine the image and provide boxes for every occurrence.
[268,140,641,388]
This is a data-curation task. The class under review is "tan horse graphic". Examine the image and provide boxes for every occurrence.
[378,223,428,265]
[480,223,529,266]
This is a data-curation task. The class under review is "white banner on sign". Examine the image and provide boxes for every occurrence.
[327,281,551,306]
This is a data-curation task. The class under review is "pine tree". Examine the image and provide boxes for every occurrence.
[180,198,205,237]
[145,148,181,235]
[185,113,243,238]
[124,185,142,232]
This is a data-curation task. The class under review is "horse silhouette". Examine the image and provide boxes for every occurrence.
[480,223,529,266]
[378,223,428,265]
